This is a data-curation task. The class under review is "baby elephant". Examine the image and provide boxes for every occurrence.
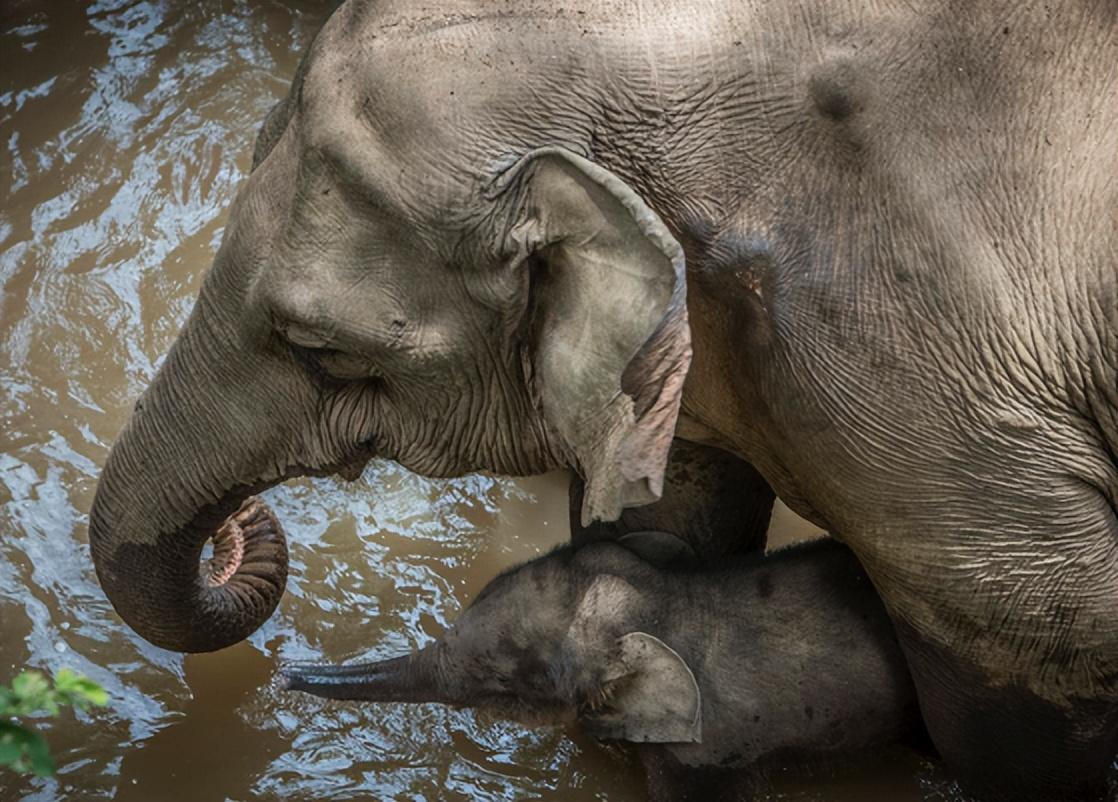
[283,537,920,801]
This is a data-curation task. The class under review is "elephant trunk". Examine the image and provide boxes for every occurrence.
[90,431,288,654]
[281,647,444,703]
[88,274,357,653]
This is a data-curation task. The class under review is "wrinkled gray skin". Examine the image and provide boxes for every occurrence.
[284,536,921,802]
[88,1,1118,799]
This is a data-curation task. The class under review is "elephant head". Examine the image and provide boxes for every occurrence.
[282,538,702,745]
[89,10,691,653]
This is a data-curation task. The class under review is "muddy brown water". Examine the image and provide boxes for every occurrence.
[0,2,976,800]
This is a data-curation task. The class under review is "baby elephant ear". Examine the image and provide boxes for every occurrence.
[583,632,702,744]
[495,148,691,526]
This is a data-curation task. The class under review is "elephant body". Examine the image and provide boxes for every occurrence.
[90,1,1118,799]
[284,536,921,802]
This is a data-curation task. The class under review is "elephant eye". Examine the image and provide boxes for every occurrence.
[492,674,514,690]
[288,342,381,383]
[316,349,382,381]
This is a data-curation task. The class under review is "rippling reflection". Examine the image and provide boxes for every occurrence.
[1,2,980,800]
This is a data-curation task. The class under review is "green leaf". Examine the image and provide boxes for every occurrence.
[0,668,107,778]
[11,672,51,712]
[53,669,77,688]
[0,722,26,766]
[23,730,54,778]
[0,721,54,777]
[54,670,107,708]
[74,682,108,707]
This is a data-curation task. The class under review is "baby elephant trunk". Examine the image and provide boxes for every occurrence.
[281,647,443,704]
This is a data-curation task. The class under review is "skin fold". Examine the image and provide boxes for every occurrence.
[87,1,1118,798]
[283,536,922,802]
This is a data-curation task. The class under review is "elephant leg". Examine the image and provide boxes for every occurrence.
[568,438,775,560]
[896,620,1118,802]
[866,508,1118,802]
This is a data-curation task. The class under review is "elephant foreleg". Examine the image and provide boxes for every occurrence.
[568,438,775,560]
[895,617,1118,802]
[863,501,1118,802]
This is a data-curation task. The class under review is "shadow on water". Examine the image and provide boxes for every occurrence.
[0,0,1021,800]
[113,644,286,802]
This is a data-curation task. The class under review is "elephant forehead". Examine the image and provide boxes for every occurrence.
[568,574,640,644]
[293,11,481,209]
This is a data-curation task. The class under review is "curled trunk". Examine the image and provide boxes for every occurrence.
[88,268,361,652]
[88,105,383,653]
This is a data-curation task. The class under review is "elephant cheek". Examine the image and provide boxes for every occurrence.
[366,373,562,480]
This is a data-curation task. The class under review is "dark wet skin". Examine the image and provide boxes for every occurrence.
[283,536,927,802]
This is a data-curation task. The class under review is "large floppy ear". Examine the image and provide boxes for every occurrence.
[492,147,691,525]
[582,632,702,744]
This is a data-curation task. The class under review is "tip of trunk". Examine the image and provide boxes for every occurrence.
[91,492,289,653]
[281,651,440,703]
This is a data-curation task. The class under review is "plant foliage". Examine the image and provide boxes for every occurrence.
[0,669,108,777]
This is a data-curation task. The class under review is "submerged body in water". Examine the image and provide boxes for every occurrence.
[287,536,923,802]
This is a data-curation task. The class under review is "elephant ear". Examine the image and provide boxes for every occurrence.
[494,147,691,526]
[582,632,702,744]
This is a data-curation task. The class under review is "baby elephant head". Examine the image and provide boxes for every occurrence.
[282,536,702,744]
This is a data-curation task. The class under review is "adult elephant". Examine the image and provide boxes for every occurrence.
[89,1,1118,799]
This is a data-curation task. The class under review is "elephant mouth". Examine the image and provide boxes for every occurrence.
[202,436,371,544]
[197,446,374,587]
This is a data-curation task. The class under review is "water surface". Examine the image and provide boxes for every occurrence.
[1,2,969,799]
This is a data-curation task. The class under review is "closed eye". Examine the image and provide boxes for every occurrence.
[316,349,381,381]
[287,342,343,384]
[287,342,380,385]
